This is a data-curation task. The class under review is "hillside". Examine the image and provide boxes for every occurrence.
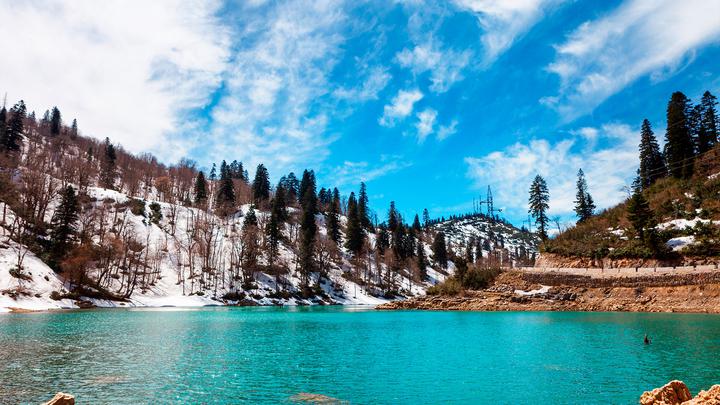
[0,101,536,311]
[542,144,720,266]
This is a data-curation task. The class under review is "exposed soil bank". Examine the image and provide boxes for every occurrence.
[377,271,720,313]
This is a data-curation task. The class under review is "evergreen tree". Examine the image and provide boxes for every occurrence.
[422,208,430,229]
[285,172,300,203]
[0,106,6,150]
[216,160,236,211]
[298,169,316,209]
[431,231,448,269]
[244,205,258,227]
[573,169,595,223]
[638,119,667,189]
[70,118,78,138]
[387,201,399,232]
[299,171,317,287]
[700,91,718,151]
[528,174,550,240]
[1,100,26,153]
[416,241,427,280]
[344,192,363,254]
[664,91,695,179]
[252,164,271,204]
[209,163,217,181]
[411,214,422,234]
[266,195,284,266]
[99,137,117,189]
[194,171,208,205]
[358,182,372,230]
[627,190,655,241]
[229,160,245,181]
[50,106,62,136]
[50,186,80,267]
[376,224,390,256]
[327,187,341,244]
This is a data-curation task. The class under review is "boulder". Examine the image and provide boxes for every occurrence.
[685,385,720,404]
[640,380,692,405]
[42,392,75,405]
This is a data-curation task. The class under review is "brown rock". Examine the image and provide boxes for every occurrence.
[640,380,692,405]
[684,385,720,404]
[42,392,75,405]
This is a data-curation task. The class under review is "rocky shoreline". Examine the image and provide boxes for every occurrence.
[640,380,720,404]
[377,271,720,313]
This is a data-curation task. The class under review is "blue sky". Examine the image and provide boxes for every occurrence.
[2,0,719,226]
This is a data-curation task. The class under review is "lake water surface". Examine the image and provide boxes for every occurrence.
[1,307,719,404]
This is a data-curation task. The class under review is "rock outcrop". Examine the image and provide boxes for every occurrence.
[640,381,692,405]
[42,392,75,405]
[640,381,720,405]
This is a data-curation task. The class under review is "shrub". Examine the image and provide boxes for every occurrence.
[426,277,462,296]
[149,202,162,224]
[129,199,146,217]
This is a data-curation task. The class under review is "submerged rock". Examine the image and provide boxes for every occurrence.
[42,392,75,405]
[289,392,347,404]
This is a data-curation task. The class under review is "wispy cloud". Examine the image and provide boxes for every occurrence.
[327,158,412,188]
[379,88,424,127]
[544,0,720,120]
[437,119,458,141]
[333,65,391,102]
[0,0,230,161]
[396,41,472,93]
[207,0,347,175]
[415,108,438,142]
[465,123,638,220]
[454,0,563,65]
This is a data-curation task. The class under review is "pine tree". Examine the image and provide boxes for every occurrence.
[298,169,316,209]
[422,208,430,229]
[416,241,427,280]
[244,204,258,227]
[411,214,422,233]
[358,182,372,230]
[700,91,718,151]
[528,174,549,240]
[50,106,62,136]
[573,169,595,223]
[627,190,654,241]
[299,171,317,288]
[252,164,271,204]
[0,106,6,151]
[327,187,341,244]
[285,172,299,203]
[638,119,667,189]
[1,100,26,153]
[50,185,80,267]
[99,137,117,189]
[194,171,208,205]
[70,118,78,138]
[387,201,399,232]
[209,163,217,181]
[216,160,236,212]
[344,192,363,254]
[266,193,284,267]
[431,231,448,269]
[664,91,695,179]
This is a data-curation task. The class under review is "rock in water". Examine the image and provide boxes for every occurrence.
[640,380,692,404]
[685,385,720,404]
[289,392,346,404]
[42,392,75,405]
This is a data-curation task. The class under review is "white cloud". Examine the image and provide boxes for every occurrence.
[454,0,562,65]
[437,119,458,140]
[396,41,472,92]
[334,66,391,101]
[328,159,412,187]
[0,0,230,161]
[207,0,347,175]
[415,108,438,142]
[546,0,720,119]
[379,89,424,127]
[465,123,638,220]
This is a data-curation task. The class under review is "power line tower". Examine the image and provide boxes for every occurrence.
[486,186,493,217]
[522,215,532,232]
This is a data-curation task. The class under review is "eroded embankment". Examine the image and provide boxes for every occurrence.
[377,271,720,313]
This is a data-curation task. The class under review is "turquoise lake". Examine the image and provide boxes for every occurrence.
[1,307,720,404]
